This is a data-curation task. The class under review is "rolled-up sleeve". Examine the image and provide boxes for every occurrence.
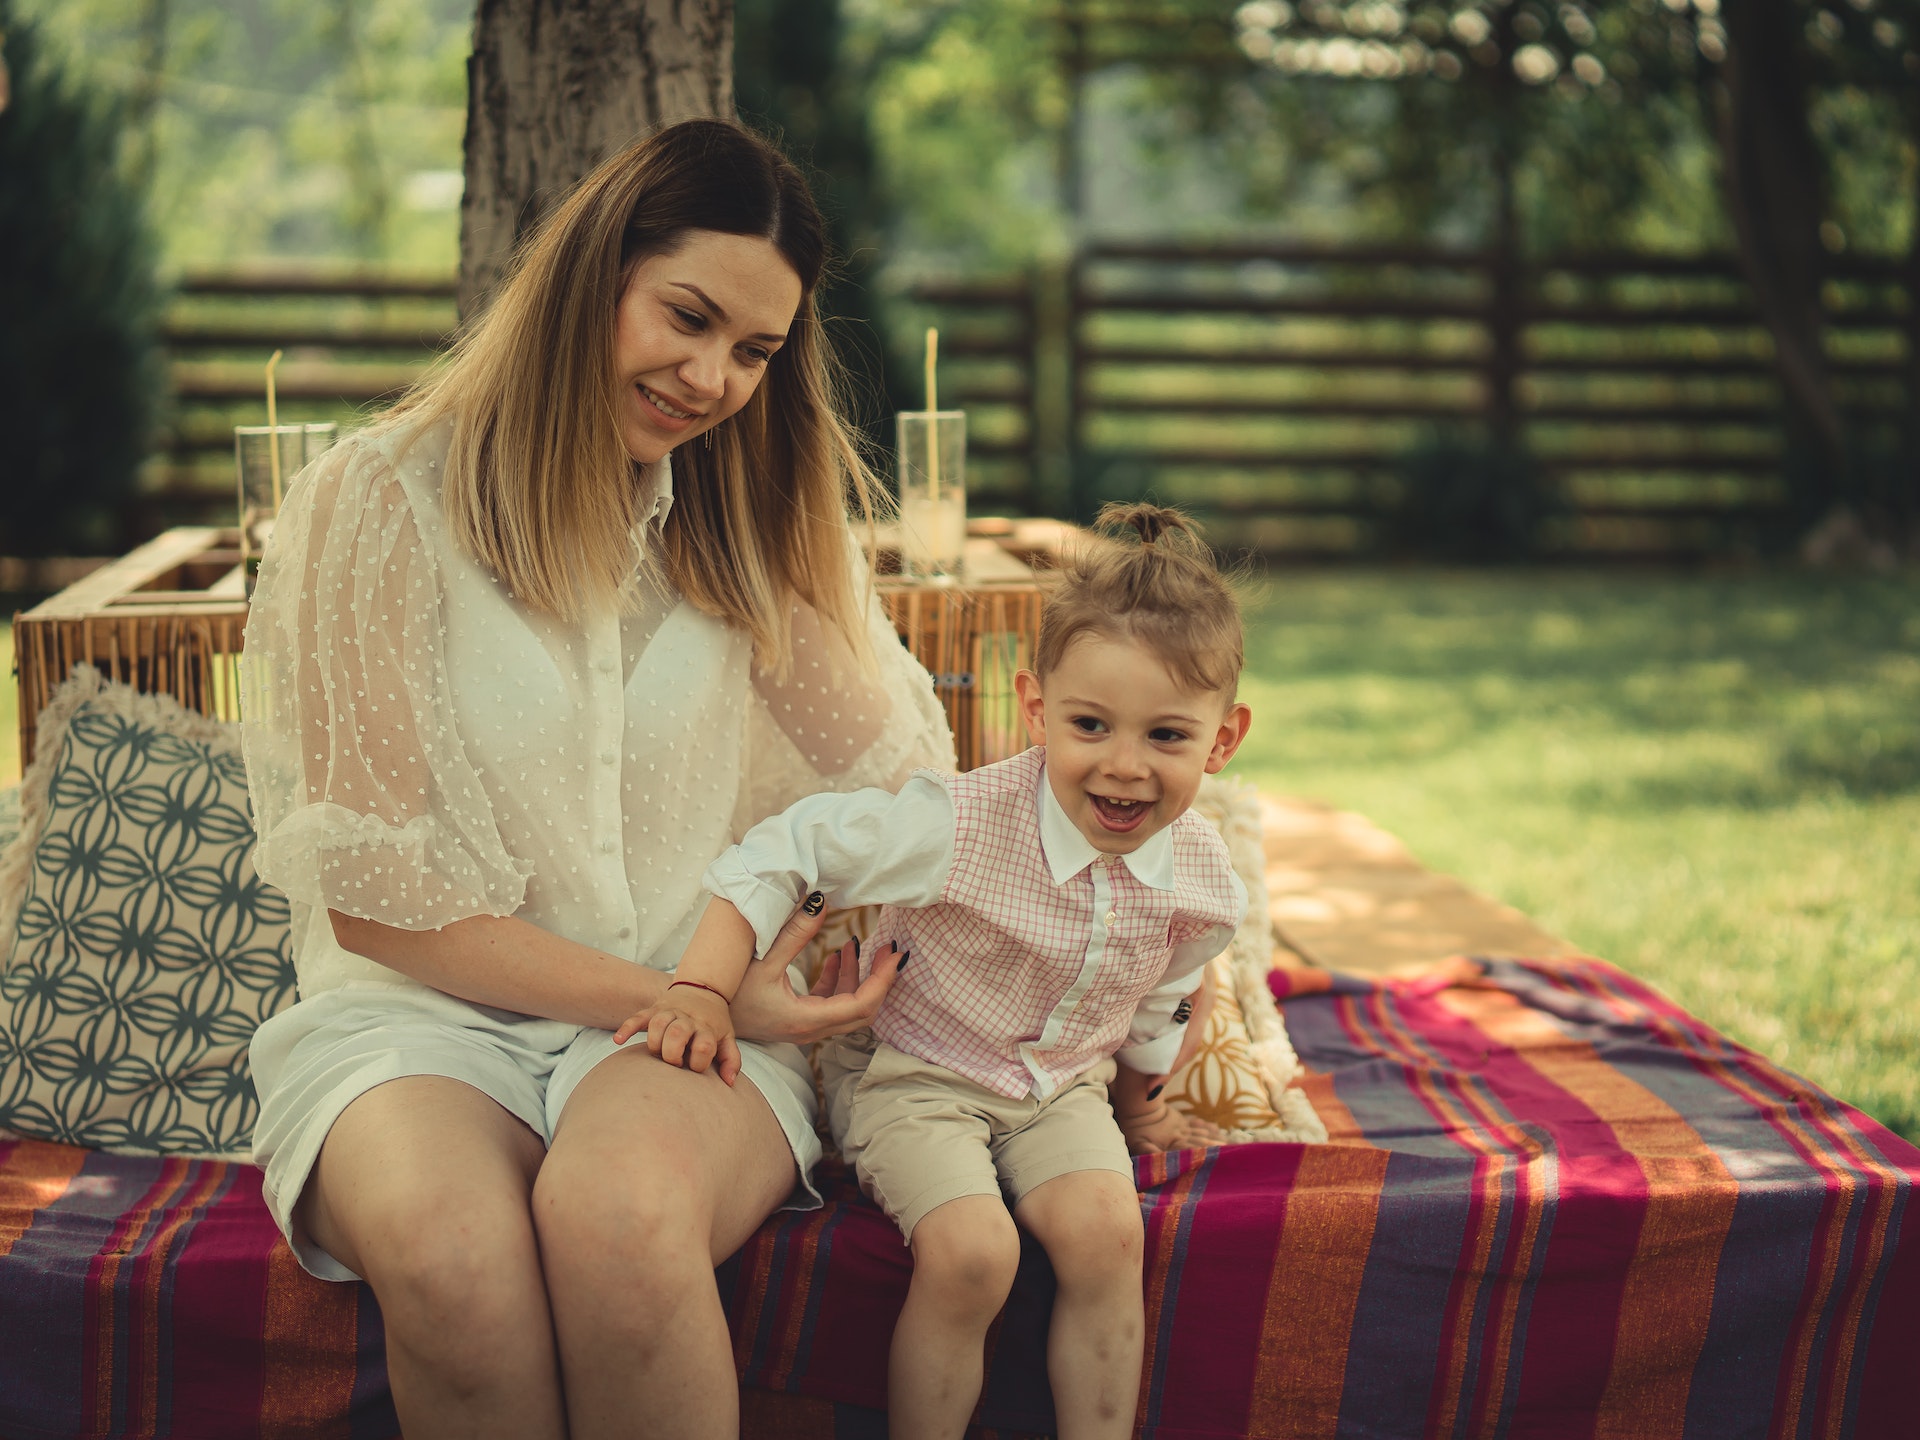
[1114,870,1249,1074]
[703,773,956,957]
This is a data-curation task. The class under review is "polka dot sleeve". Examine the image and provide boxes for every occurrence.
[241,428,533,931]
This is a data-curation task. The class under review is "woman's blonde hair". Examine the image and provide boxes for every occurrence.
[1034,503,1244,697]
[388,119,876,670]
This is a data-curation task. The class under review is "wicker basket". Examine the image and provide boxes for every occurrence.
[13,529,247,766]
[878,579,1048,773]
[13,529,1059,774]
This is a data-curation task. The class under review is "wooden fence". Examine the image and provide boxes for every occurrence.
[152,246,1914,554]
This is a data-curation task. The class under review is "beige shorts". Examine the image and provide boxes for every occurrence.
[836,1040,1134,1242]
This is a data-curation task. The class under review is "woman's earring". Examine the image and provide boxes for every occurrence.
[703,426,715,452]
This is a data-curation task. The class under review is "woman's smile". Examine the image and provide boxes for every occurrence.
[636,382,702,426]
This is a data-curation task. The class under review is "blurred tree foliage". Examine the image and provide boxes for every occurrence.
[0,6,160,555]
[736,0,904,429]
[18,0,470,270]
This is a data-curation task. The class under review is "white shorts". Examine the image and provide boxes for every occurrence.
[249,981,822,1281]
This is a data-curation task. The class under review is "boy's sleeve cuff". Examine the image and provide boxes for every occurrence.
[1116,1029,1186,1075]
[702,851,801,958]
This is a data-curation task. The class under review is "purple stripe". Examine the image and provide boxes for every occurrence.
[0,1151,166,1436]
[786,1202,849,1389]
[1838,1168,1908,1439]
[1140,1147,1215,1436]
[1334,1149,1479,1436]
[744,1211,801,1383]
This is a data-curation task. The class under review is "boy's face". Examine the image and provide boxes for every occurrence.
[1015,633,1253,858]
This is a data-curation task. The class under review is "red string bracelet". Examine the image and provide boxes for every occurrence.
[668,979,732,1003]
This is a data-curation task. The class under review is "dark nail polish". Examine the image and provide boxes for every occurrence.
[852,935,861,959]
[897,950,911,972]
[1173,1000,1193,1024]
[803,891,825,916]
[1147,1084,1164,1101]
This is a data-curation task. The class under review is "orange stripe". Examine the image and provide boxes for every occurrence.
[89,1158,193,1436]
[1436,986,1737,1440]
[1245,1145,1389,1440]
[1430,1154,1507,1440]
[1818,1171,1897,1440]
[1295,1070,1370,1146]
[1471,1155,1549,1438]
[768,1217,822,1388]
[0,1139,89,1257]
[259,1238,357,1439]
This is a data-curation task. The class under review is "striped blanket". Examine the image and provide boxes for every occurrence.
[2,955,1914,1439]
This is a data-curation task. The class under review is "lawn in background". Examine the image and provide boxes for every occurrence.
[1234,569,1920,1142]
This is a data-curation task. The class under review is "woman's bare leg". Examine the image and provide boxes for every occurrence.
[298,1075,564,1440]
[533,1047,798,1439]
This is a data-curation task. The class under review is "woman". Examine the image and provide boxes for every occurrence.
[242,118,953,1438]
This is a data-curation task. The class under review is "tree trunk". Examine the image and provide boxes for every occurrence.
[1712,0,1844,463]
[459,0,733,318]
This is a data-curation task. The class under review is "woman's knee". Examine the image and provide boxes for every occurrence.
[362,1195,549,1352]
[531,1156,710,1278]
[909,1197,1022,1313]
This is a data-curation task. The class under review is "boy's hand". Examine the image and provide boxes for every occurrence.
[615,984,741,1085]
[1116,1094,1222,1156]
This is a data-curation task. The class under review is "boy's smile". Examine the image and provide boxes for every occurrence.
[1014,633,1253,857]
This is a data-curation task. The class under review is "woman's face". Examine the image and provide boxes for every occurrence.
[613,229,804,465]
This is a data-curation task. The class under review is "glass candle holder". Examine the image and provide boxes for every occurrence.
[895,410,967,583]
[235,423,336,592]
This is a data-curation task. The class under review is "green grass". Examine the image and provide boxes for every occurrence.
[1231,569,1920,1143]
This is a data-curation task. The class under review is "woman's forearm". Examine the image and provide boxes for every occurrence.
[328,910,667,1030]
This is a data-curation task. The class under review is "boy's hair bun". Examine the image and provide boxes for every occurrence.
[1096,502,1201,553]
[1035,501,1243,697]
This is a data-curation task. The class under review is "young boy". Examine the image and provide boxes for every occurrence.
[617,503,1252,1439]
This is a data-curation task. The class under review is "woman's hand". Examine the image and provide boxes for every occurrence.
[730,900,907,1047]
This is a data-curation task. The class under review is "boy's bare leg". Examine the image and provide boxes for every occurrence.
[1013,1170,1145,1440]
[890,1195,1022,1439]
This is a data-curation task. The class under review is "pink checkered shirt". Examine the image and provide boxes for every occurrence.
[868,748,1241,1096]
[707,746,1245,1100]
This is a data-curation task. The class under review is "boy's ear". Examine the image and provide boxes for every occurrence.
[1204,701,1253,775]
[1013,669,1048,747]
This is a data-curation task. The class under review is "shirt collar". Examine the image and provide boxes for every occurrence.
[640,453,675,532]
[1035,761,1177,891]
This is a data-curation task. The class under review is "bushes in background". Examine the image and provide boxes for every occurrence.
[0,5,160,557]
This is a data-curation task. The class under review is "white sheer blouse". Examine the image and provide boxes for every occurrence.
[241,415,955,998]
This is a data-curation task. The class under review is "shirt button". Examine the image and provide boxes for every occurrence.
[600,750,617,766]
[1105,910,1118,927]
[616,925,632,939]
[600,840,618,855]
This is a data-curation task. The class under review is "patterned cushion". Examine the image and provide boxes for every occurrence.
[0,667,294,1159]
